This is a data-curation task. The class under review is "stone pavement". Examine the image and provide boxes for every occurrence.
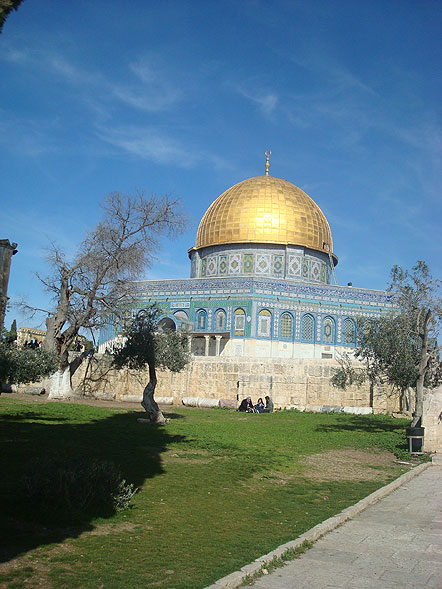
[251,465,442,588]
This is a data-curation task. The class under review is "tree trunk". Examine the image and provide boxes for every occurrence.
[412,309,431,427]
[140,363,167,424]
[47,367,74,399]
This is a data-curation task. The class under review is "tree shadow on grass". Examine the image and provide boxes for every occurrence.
[315,414,409,434]
[0,407,186,563]
[0,412,70,422]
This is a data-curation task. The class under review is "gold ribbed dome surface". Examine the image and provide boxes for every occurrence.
[194,175,335,258]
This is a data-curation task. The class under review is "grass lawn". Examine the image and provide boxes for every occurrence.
[0,397,414,588]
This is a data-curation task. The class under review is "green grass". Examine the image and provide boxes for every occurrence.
[0,398,414,588]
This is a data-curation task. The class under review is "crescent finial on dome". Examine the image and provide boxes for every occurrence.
[265,150,271,175]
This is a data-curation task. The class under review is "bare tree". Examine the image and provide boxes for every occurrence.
[38,191,186,398]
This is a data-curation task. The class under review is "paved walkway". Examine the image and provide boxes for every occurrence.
[252,465,442,588]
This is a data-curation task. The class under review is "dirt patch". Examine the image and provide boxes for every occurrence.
[0,558,52,588]
[243,449,405,489]
[78,521,140,538]
[302,449,403,481]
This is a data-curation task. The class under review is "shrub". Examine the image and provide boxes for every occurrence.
[19,455,137,523]
[0,342,57,385]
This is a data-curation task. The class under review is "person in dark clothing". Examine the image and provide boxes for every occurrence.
[254,397,265,413]
[263,395,274,412]
[238,397,254,412]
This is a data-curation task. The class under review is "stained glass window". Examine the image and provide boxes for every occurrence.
[196,310,207,330]
[234,308,245,336]
[343,318,356,344]
[280,313,293,339]
[215,309,226,330]
[301,314,314,341]
[258,309,272,337]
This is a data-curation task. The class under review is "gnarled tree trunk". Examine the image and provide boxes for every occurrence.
[48,367,73,399]
[412,309,432,427]
[140,363,167,424]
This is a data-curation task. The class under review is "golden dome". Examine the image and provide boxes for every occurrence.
[192,175,337,262]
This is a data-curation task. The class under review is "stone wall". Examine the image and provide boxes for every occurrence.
[70,355,398,414]
[422,385,442,453]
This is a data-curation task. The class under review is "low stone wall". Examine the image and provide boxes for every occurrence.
[69,355,399,414]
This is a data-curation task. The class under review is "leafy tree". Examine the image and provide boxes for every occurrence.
[330,351,366,391]
[388,261,441,425]
[112,307,190,424]
[0,0,24,33]
[4,319,17,343]
[0,341,57,390]
[332,261,441,425]
[29,191,185,398]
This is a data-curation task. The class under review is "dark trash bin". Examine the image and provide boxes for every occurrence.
[406,426,425,454]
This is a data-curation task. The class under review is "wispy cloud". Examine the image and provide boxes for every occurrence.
[97,125,193,166]
[231,82,278,116]
[0,113,57,157]
[112,57,182,112]
[96,124,227,170]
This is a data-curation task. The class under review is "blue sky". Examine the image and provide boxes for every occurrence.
[1,0,441,330]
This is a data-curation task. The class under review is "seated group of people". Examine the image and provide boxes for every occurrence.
[238,396,274,413]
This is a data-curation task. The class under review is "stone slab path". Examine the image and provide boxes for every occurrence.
[252,465,442,588]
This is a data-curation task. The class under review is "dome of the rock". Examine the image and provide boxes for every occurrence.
[192,175,337,262]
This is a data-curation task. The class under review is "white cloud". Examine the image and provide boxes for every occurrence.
[232,83,278,116]
[112,57,182,112]
[97,125,196,167]
[96,124,229,171]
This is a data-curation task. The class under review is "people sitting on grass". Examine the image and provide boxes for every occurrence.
[254,397,265,413]
[238,397,254,412]
[238,396,274,413]
[263,395,274,413]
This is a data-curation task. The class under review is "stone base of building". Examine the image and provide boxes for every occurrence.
[65,355,399,414]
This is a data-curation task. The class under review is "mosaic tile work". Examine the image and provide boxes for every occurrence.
[255,253,271,275]
[206,256,217,276]
[99,275,398,349]
[131,276,396,307]
[273,254,283,276]
[219,255,227,275]
[243,253,253,273]
[192,246,331,283]
[229,253,241,274]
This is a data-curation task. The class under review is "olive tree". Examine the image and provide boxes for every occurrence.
[332,261,441,425]
[388,261,441,425]
[112,307,190,424]
[0,341,57,391]
[36,191,186,398]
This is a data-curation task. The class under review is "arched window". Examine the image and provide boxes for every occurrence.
[301,314,315,342]
[195,310,207,330]
[214,309,226,331]
[158,317,176,332]
[343,318,356,345]
[174,310,188,322]
[280,313,293,339]
[322,316,335,344]
[258,309,272,338]
[233,308,245,336]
